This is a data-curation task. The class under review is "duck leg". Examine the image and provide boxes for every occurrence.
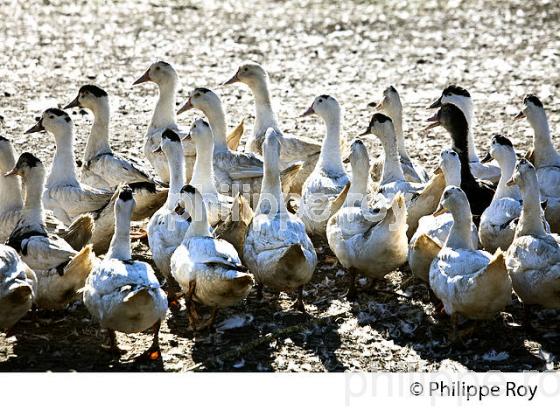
[102,329,125,355]
[255,283,264,301]
[197,307,219,331]
[290,286,306,313]
[136,320,162,361]
[346,269,357,301]
[185,281,200,330]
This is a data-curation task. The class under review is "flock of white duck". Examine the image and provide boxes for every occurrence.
[1,61,560,360]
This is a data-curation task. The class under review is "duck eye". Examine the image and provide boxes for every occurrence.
[194,93,200,98]
[243,67,248,72]
[155,66,160,71]
[49,115,54,119]
[373,208,380,213]
[318,99,323,103]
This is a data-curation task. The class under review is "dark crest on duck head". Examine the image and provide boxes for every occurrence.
[45,108,71,122]
[524,94,543,107]
[443,85,470,98]
[16,152,42,169]
[180,184,197,194]
[492,134,513,147]
[0,135,8,142]
[118,185,134,202]
[370,112,392,125]
[194,87,211,94]
[79,85,107,97]
[162,128,180,142]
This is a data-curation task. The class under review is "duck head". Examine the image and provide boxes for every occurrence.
[368,85,401,117]
[115,184,136,217]
[424,102,467,134]
[360,112,396,143]
[133,61,178,87]
[507,158,536,187]
[435,149,461,184]
[300,94,340,120]
[153,128,182,154]
[427,85,471,111]
[514,94,548,129]
[482,134,515,164]
[25,108,72,136]
[0,136,16,172]
[184,118,213,146]
[64,85,108,111]
[178,87,219,116]
[433,185,469,217]
[223,62,268,88]
[5,152,44,181]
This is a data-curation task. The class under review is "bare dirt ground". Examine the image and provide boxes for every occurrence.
[1,0,560,372]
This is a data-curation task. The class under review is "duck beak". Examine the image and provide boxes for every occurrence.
[152,145,163,153]
[506,177,516,187]
[480,152,493,163]
[342,154,351,164]
[426,96,442,109]
[177,98,193,115]
[358,128,371,137]
[300,105,315,117]
[64,95,80,109]
[4,167,20,177]
[183,132,192,142]
[423,113,440,131]
[25,119,44,134]
[133,69,151,86]
[513,111,526,120]
[433,166,443,175]
[432,204,447,217]
[367,100,382,109]
[222,70,240,85]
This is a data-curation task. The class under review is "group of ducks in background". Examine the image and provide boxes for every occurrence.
[1,60,559,360]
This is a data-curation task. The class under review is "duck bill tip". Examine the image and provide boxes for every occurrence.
[222,72,239,86]
[300,106,315,117]
[177,99,193,115]
[132,70,151,86]
[426,98,442,110]
[513,111,526,121]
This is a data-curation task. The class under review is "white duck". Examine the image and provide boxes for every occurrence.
[243,129,317,311]
[327,139,408,299]
[223,62,321,193]
[360,113,444,237]
[299,95,349,237]
[479,135,524,252]
[147,129,191,287]
[171,185,254,329]
[177,87,301,205]
[5,153,96,310]
[184,119,234,226]
[515,94,560,233]
[0,244,37,331]
[64,85,156,189]
[429,186,511,323]
[409,149,479,282]
[369,85,429,183]
[428,85,501,183]
[133,61,196,184]
[505,159,560,309]
[83,186,168,358]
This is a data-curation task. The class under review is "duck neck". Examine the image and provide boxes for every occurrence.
[494,154,520,200]
[250,78,279,138]
[20,168,46,228]
[47,128,80,188]
[345,166,369,207]
[150,80,178,130]
[185,198,211,239]
[84,101,112,162]
[317,111,345,174]
[446,203,475,250]
[190,139,217,195]
[392,110,410,162]
[0,156,23,214]
[529,111,560,167]
[450,126,478,187]
[203,102,229,153]
[106,206,132,261]
[443,165,461,187]
[462,104,479,162]
[380,134,405,184]
[256,147,286,215]
[165,145,185,210]
[517,176,547,237]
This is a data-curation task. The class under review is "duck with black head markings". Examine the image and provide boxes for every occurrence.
[223,62,321,194]
[428,85,501,183]
[64,84,157,190]
[505,159,560,310]
[83,185,167,360]
[5,152,95,310]
[425,102,495,218]
[133,61,196,184]
[369,85,429,184]
[178,86,301,206]
[515,94,560,233]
